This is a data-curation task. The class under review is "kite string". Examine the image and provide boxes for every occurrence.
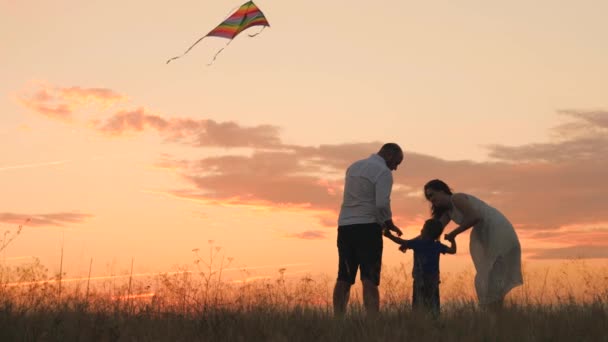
[166,4,240,64]
[207,40,233,66]
[248,25,266,37]
[166,36,208,64]
[208,24,266,65]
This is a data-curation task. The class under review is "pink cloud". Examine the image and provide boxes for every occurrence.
[98,108,170,134]
[528,227,608,245]
[19,93,73,121]
[18,83,285,149]
[18,84,126,121]
[167,119,282,148]
[0,212,93,227]
[285,230,327,240]
[560,110,608,129]
[162,151,342,211]
[487,110,608,163]
[154,111,608,256]
[314,212,339,228]
[97,110,283,148]
[528,245,608,259]
[16,82,608,256]
[59,86,125,104]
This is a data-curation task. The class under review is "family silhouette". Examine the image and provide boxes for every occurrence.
[333,143,523,316]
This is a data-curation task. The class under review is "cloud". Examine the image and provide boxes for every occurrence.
[528,245,608,259]
[314,212,338,228]
[16,83,608,252]
[0,160,70,172]
[157,111,608,244]
[166,119,283,148]
[59,86,126,105]
[97,108,170,134]
[20,95,73,121]
[18,84,126,121]
[392,153,608,230]
[560,110,608,129]
[487,110,608,163]
[18,83,285,149]
[97,110,283,148]
[161,150,343,212]
[527,226,608,246]
[285,230,328,240]
[0,212,93,227]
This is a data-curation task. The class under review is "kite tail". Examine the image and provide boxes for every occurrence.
[166,36,208,64]
[248,25,266,37]
[206,40,232,66]
[167,4,240,64]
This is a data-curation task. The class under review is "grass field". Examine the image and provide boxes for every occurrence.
[0,251,606,341]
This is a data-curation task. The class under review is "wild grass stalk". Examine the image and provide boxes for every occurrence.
[0,245,605,341]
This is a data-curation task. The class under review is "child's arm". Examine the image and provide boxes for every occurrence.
[444,236,457,254]
[384,229,412,253]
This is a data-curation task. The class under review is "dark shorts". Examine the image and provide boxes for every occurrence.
[337,223,383,286]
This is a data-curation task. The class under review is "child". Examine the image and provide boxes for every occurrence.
[384,219,456,316]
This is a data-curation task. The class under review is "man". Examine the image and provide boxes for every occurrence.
[333,143,404,316]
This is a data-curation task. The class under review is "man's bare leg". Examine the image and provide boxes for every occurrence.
[333,280,352,316]
[362,279,379,315]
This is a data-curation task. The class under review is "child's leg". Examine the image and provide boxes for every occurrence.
[413,278,427,314]
[430,280,440,317]
[420,276,440,317]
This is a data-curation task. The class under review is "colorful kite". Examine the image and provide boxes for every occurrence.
[167,1,270,64]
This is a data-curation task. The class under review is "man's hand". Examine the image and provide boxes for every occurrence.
[382,227,392,237]
[384,220,403,236]
[389,225,403,237]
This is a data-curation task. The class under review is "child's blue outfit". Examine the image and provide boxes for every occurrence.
[406,239,449,316]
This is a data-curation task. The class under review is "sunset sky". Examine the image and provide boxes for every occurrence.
[2,0,607,283]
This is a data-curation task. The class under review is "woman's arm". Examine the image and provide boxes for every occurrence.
[439,211,451,228]
[444,236,457,254]
[444,193,481,240]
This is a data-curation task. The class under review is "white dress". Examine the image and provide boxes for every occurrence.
[449,193,523,304]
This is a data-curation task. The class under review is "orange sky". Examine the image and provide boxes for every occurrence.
[1,0,608,283]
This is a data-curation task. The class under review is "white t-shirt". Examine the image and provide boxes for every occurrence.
[338,154,393,226]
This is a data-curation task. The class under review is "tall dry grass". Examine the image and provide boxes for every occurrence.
[0,245,606,341]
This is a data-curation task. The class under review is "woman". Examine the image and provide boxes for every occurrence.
[424,179,523,309]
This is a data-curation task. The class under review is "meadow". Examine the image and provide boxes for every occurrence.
[0,244,606,341]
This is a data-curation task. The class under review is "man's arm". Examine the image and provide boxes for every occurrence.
[383,228,407,245]
[376,171,402,236]
[383,219,403,236]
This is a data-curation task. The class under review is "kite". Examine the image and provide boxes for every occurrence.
[166,1,270,64]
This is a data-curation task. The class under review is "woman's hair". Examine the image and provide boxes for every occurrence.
[424,179,453,219]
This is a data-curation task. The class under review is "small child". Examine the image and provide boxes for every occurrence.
[384,219,456,316]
